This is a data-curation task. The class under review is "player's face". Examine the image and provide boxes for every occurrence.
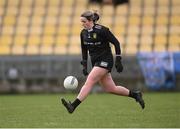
[80,17,92,29]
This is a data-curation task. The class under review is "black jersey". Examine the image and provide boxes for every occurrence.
[80,24,121,62]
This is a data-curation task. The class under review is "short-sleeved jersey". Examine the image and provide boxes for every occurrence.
[80,24,121,62]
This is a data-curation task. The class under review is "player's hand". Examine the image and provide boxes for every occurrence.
[115,56,123,73]
[80,60,88,76]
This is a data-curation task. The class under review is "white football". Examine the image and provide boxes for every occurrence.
[63,76,78,90]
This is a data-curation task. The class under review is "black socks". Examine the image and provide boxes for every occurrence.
[72,98,81,109]
[128,90,136,99]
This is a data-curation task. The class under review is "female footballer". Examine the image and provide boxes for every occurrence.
[61,11,145,114]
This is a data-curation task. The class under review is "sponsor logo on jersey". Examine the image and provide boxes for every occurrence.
[84,42,101,45]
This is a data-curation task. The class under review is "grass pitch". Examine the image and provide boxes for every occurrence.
[0,92,179,128]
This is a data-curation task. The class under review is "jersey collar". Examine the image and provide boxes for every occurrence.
[87,28,93,32]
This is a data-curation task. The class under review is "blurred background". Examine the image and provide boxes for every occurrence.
[0,0,179,93]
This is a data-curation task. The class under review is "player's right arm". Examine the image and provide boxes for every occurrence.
[80,31,88,61]
[80,31,88,76]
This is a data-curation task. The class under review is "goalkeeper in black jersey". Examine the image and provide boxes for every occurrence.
[61,11,145,114]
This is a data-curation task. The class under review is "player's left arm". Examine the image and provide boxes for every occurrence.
[104,28,121,56]
[104,28,123,73]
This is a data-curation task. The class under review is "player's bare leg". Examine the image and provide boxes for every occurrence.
[99,73,129,96]
[99,73,145,109]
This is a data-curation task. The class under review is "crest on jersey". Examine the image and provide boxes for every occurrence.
[93,33,97,39]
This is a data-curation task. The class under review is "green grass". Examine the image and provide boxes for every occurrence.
[0,92,179,128]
